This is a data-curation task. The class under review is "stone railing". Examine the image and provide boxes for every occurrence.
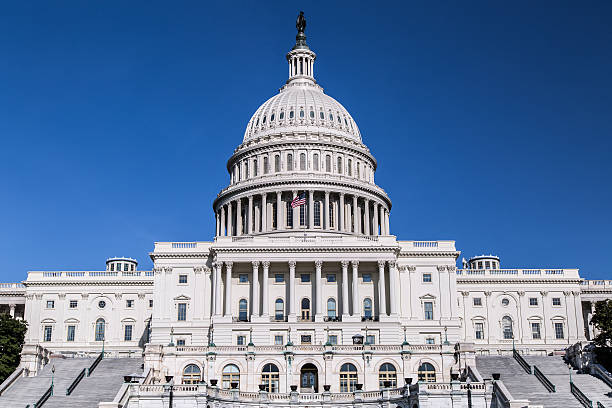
[581,280,612,290]
[174,344,441,354]
[27,271,154,280]
[0,283,25,289]
[214,235,399,247]
[456,268,580,279]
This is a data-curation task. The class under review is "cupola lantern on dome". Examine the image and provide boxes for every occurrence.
[286,11,316,85]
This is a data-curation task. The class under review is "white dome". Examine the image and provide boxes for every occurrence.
[243,82,362,143]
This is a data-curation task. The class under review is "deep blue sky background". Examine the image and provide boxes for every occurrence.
[1,1,611,280]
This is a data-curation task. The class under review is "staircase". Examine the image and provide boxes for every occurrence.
[0,357,93,406]
[476,355,612,407]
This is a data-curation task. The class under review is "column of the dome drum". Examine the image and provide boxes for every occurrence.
[227,201,233,236]
[339,193,345,232]
[308,190,314,229]
[292,190,299,229]
[276,191,282,231]
[236,198,242,235]
[324,191,330,231]
[379,205,385,235]
[352,195,358,234]
[261,193,267,233]
[364,199,370,236]
[372,202,379,236]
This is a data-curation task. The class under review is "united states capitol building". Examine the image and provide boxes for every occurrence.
[1,13,611,408]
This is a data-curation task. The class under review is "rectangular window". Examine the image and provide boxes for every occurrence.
[124,325,133,341]
[531,322,541,339]
[237,335,246,345]
[124,263,129,272]
[314,201,321,226]
[177,339,185,346]
[422,273,432,283]
[117,263,122,271]
[473,297,482,306]
[329,203,334,228]
[529,298,538,306]
[477,261,482,269]
[552,297,561,306]
[69,300,78,308]
[301,335,312,344]
[126,299,134,308]
[44,326,52,342]
[46,300,55,309]
[327,274,336,283]
[275,274,285,283]
[239,274,248,283]
[149,299,153,308]
[178,303,187,321]
[274,335,284,345]
[67,325,75,342]
[555,323,564,339]
[301,274,310,283]
[179,274,188,284]
[485,261,490,269]
[426,338,434,345]
[110,263,115,271]
[362,274,372,283]
[286,202,293,227]
[299,203,306,226]
[366,335,376,345]
[475,323,484,339]
[328,335,338,345]
[424,302,434,320]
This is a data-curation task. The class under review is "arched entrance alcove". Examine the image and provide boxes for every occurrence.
[300,363,318,393]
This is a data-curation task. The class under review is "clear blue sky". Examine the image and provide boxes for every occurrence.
[1,1,611,280]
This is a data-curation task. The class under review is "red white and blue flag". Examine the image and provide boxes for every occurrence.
[291,192,306,208]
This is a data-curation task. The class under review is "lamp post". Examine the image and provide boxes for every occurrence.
[466,377,472,408]
[443,326,449,345]
[51,365,55,396]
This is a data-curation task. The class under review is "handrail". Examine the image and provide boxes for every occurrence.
[33,384,53,408]
[597,402,606,408]
[513,348,532,374]
[571,381,593,408]
[592,364,612,389]
[65,367,86,395]
[87,352,103,377]
[533,365,556,392]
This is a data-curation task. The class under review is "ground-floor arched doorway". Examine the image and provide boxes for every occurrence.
[300,363,318,393]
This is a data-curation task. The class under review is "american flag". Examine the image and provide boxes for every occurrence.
[291,192,306,208]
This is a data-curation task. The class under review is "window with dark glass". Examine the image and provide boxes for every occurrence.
[239,299,248,322]
[378,363,397,388]
[555,322,564,339]
[95,318,105,341]
[124,324,133,341]
[475,322,484,339]
[424,302,434,320]
[44,325,52,342]
[327,298,336,317]
[261,363,280,393]
[178,303,187,321]
[275,299,284,321]
[67,325,75,342]
[340,363,358,392]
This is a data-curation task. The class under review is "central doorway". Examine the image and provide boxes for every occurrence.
[300,363,318,393]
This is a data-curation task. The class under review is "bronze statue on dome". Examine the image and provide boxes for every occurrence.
[296,11,306,34]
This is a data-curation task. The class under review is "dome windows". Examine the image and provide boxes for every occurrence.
[329,112,333,121]
[299,109,304,118]
[309,110,314,119]
[287,154,293,171]
[256,118,259,126]
[262,115,267,124]
[320,111,324,120]
[313,153,319,171]
[271,112,275,122]
[279,111,285,120]
[299,153,306,171]
[289,110,294,119]
[337,114,341,123]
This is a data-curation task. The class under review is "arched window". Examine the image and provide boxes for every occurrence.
[261,363,280,392]
[239,299,248,322]
[299,109,304,118]
[329,112,333,121]
[309,110,314,119]
[325,155,331,172]
[222,364,240,389]
[182,364,201,384]
[275,299,284,321]
[244,161,249,179]
[313,153,319,171]
[502,316,513,339]
[337,157,343,174]
[271,112,275,122]
[363,298,373,318]
[301,298,311,321]
[95,318,105,341]
[327,298,336,318]
[264,157,269,174]
[378,363,397,388]
[347,159,352,176]
[320,111,324,119]
[275,155,280,172]
[357,162,361,179]
[287,154,293,171]
[253,159,258,177]
[280,111,285,120]
[340,363,358,392]
[417,363,436,382]
[289,110,294,119]
[300,153,306,170]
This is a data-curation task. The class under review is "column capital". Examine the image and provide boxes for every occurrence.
[262,261,270,269]
[351,260,359,268]
[377,260,386,269]
[517,291,525,297]
[252,261,260,269]
[388,260,396,268]
[225,261,234,271]
[288,260,297,269]
[315,260,323,269]
[341,260,350,268]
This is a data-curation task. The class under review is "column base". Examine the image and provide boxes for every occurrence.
[341,314,350,322]
[288,314,297,323]
[342,315,362,323]
[379,315,399,322]
[251,316,269,323]
[212,316,233,324]
[314,314,325,323]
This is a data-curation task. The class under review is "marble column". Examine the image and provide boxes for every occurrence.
[385,209,390,235]
[341,261,350,318]
[351,261,360,317]
[379,205,385,235]
[225,262,233,317]
[248,196,253,234]
[215,212,220,237]
[292,190,299,229]
[324,191,330,230]
[315,260,323,319]
[339,193,345,232]
[308,190,314,229]
[214,262,222,316]
[378,260,387,316]
[237,199,243,235]
[352,196,358,233]
[9,304,15,318]
[221,206,226,236]
[252,261,260,318]
[261,193,267,233]
[276,191,282,230]
[364,199,370,236]
[228,202,233,236]
[373,202,379,236]
[262,261,270,317]
[288,261,296,320]
[389,261,398,316]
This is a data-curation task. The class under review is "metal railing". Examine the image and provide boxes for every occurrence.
[533,365,555,392]
[571,382,593,408]
[597,402,606,408]
[33,384,53,408]
[66,368,86,395]
[88,352,104,377]
[513,348,532,374]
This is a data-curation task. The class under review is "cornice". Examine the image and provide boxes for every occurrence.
[456,278,582,285]
[210,246,400,255]
[398,251,461,258]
